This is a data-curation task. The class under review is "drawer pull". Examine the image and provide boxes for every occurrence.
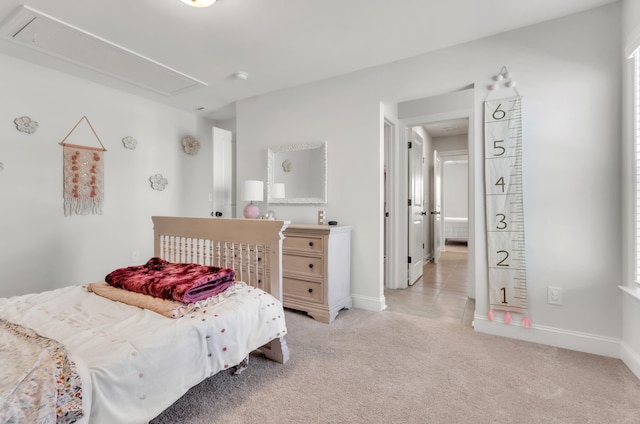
[309,241,314,247]
[308,263,314,269]
[308,288,313,293]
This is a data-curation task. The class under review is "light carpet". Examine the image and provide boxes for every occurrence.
[152,308,640,423]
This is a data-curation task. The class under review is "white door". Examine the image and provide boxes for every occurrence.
[408,133,425,285]
[212,127,234,218]
[432,150,443,264]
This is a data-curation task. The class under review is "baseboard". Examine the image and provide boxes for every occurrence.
[474,315,621,359]
[352,293,386,312]
[621,341,640,379]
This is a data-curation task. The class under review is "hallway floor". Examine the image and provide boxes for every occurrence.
[384,243,475,327]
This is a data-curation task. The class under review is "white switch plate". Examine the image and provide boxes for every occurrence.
[547,286,562,305]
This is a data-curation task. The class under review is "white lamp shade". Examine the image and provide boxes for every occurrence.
[181,0,217,7]
[272,183,285,199]
[244,180,264,202]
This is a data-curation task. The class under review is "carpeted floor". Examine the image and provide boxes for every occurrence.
[152,308,640,424]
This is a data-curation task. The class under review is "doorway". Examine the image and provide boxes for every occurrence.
[384,110,474,324]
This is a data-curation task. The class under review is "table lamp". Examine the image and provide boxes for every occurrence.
[272,183,285,199]
[243,180,263,219]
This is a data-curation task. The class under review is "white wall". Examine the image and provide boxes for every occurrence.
[435,134,469,223]
[623,0,640,46]
[237,85,386,310]
[398,89,474,121]
[443,161,468,219]
[621,0,640,378]
[236,3,624,357]
[0,54,214,297]
[433,134,468,153]
[435,134,469,219]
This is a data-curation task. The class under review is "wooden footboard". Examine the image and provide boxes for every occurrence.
[151,216,290,363]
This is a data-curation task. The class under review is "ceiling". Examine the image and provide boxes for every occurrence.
[422,118,469,138]
[0,0,617,121]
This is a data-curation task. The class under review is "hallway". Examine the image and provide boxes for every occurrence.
[384,244,474,327]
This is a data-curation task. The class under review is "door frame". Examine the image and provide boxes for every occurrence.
[212,126,235,218]
[384,118,394,289]
[384,119,409,290]
[432,149,443,264]
[408,131,425,285]
[387,108,475,299]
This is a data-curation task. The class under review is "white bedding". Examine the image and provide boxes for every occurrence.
[0,282,287,424]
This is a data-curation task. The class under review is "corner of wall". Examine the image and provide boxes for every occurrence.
[352,293,387,312]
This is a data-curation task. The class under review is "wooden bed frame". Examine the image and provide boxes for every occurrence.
[152,216,290,364]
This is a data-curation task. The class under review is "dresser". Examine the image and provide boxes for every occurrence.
[282,224,352,323]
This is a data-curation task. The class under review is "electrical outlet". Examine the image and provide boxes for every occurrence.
[547,286,562,305]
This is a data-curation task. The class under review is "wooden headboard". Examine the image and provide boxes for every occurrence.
[152,216,288,301]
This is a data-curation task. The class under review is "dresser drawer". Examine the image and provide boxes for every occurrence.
[283,235,324,254]
[283,254,324,278]
[283,277,322,303]
[281,224,352,324]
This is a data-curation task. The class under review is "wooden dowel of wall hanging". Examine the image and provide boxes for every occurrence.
[58,142,107,152]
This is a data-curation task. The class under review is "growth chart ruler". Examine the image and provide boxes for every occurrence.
[484,96,529,322]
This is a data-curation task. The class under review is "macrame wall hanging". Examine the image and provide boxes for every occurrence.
[483,66,531,328]
[59,116,107,217]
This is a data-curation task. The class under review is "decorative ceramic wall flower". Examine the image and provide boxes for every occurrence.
[14,116,39,134]
[149,173,168,191]
[182,135,200,155]
[282,159,292,172]
[122,136,137,150]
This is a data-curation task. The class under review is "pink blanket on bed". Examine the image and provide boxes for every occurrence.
[105,257,235,303]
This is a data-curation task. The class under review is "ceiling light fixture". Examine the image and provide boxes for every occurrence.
[181,0,217,7]
[233,71,249,80]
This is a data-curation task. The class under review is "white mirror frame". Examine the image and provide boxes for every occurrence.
[267,141,327,204]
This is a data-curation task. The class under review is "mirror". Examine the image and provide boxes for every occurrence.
[267,141,327,204]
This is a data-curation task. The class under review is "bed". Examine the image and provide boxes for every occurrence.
[0,216,290,424]
[444,216,468,243]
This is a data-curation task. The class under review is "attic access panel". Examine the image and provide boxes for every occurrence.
[1,5,207,96]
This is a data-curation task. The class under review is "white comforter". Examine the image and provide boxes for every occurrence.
[0,283,287,424]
